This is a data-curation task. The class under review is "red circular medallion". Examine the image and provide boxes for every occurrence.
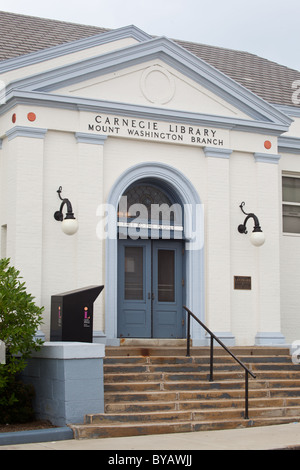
[264,140,272,149]
[27,112,36,122]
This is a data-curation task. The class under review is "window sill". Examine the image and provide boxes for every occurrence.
[282,232,300,237]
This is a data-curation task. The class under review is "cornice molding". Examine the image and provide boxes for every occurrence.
[278,136,300,154]
[0,91,292,137]
[75,132,107,145]
[5,126,47,141]
[204,147,232,159]
[275,104,300,118]
[254,152,281,164]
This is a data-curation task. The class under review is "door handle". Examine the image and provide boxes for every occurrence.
[148,293,155,300]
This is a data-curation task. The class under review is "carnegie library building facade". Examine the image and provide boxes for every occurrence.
[1,11,300,348]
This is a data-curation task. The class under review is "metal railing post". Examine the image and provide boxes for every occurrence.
[209,336,214,382]
[183,306,256,420]
[186,311,191,357]
[245,370,249,419]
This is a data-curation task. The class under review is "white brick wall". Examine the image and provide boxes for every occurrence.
[280,153,300,344]
[0,120,293,345]
[0,127,287,344]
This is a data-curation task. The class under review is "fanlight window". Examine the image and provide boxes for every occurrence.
[118,183,178,222]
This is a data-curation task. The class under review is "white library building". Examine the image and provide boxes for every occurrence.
[1,10,300,348]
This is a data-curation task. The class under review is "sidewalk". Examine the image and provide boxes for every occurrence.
[1,423,300,450]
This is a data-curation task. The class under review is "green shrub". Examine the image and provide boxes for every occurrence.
[0,258,44,423]
[0,377,35,424]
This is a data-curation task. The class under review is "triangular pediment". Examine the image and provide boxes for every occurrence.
[2,30,292,130]
[53,60,252,120]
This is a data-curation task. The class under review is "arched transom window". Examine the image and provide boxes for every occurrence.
[117,180,183,237]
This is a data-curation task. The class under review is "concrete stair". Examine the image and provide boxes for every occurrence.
[70,344,300,439]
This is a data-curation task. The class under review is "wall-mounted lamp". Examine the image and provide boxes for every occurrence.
[54,186,78,235]
[238,202,265,247]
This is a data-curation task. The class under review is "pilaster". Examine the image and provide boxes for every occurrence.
[5,126,47,305]
[75,133,107,337]
[204,147,234,345]
[254,154,285,345]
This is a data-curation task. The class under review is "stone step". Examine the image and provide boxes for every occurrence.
[269,388,300,398]
[86,405,300,425]
[104,354,293,365]
[72,345,300,440]
[104,370,300,385]
[104,363,243,373]
[86,410,194,424]
[103,363,297,377]
[70,416,300,440]
[251,363,300,371]
[104,371,246,383]
[104,363,241,373]
[104,378,300,393]
[104,367,300,384]
[104,396,300,414]
[104,379,254,393]
[105,400,178,413]
[104,386,300,405]
[105,346,291,357]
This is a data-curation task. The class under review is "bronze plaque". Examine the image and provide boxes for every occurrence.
[234,276,251,290]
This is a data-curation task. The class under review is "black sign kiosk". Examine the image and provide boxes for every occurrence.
[50,285,104,343]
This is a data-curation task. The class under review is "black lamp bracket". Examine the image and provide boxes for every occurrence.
[54,186,75,221]
[238,202,262,234]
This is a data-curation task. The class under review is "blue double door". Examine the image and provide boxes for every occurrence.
[118,239,185,338]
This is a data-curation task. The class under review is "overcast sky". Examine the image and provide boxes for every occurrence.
[0,0,299,71]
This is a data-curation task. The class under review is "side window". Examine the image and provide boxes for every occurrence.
[282,175,300,233]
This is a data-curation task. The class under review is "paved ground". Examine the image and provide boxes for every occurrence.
[1,422,300,450]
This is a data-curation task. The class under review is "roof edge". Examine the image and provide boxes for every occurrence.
[0,24,152,74]
[1,34,294,130]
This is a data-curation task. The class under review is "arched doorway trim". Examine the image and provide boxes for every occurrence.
[104,162,205,344]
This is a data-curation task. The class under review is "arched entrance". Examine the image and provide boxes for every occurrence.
[104,162,204,345]
[117,180,185,338]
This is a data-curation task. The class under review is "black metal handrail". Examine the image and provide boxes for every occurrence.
[183,306,256,420]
